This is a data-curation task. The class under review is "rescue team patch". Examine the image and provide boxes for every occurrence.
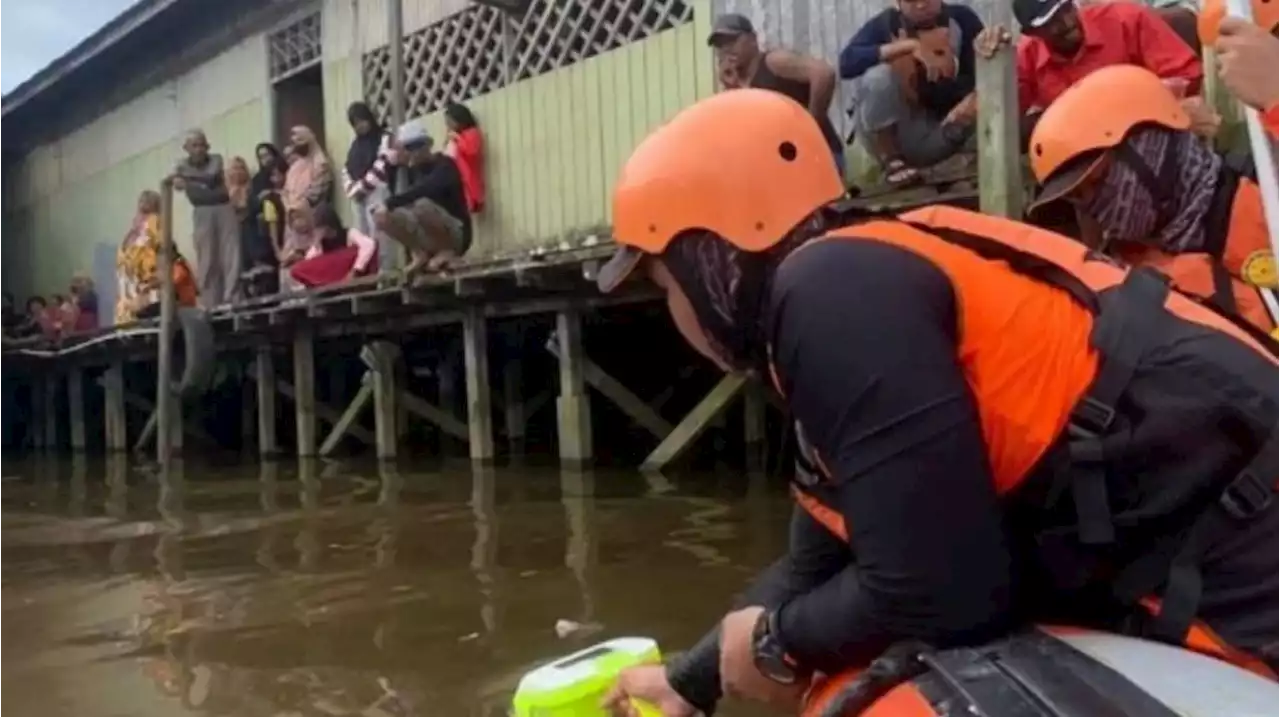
[1240,250,1278,290]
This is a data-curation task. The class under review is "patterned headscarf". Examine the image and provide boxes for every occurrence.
[658,215,826,371]
[1082,126,1222,253]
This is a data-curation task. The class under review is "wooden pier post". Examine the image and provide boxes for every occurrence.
[975,6,1025,219]
[369,341,399,460]
[42,373,58,451]
[554,309,593,465]
[254,345,278,456]
[155,181,177,468]
[462,308,495,461]
[103,362,127,452]
[293,332,318,457]
[502,359,526,454]
[68,369,86,452]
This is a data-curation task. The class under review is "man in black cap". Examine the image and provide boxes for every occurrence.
[708,13,845,177]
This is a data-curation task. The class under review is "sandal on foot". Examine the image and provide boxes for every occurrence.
[884,157,922,187]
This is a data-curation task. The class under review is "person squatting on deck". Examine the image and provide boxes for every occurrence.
[372,121,473,278]
[595,89,1278,717]
[171,129,241,309]
[838,0,984,185]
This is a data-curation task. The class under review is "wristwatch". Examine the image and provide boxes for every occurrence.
[751,608,804,685]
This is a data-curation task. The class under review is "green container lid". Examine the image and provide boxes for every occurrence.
[512,637,662,717]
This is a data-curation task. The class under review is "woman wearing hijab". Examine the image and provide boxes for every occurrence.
[342,102,395,239]
[288,204,379,288]
[281,125,334,281]
[116,190,199,323]
[251,142,283,199]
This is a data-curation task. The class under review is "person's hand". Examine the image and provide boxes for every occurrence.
[1180,96,1222,139]
[974,25,1013,59]
[1215,18,1279,111]
[371,204,389,229]
[167,174,186,192]
[944,91,979,126]
[719,607,806,709]
[601,665,696,717]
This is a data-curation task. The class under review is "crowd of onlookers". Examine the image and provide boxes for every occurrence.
[2,278,100,341]
[708,0,1229,184]
[5,99,489,341]
[168,99,487,312]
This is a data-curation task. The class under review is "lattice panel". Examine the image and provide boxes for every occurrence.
[364,5,507,120]
[363,0,693,120]
[269,13,323,81]
[510,0,691,81]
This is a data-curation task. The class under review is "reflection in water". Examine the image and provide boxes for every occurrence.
[1,458,791,717]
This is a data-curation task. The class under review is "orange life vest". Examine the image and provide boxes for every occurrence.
[769,204,1277,669]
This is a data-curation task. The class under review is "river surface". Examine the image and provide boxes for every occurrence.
[2,457,789,717]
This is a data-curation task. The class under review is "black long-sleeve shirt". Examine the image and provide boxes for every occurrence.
[667,238,1016,712]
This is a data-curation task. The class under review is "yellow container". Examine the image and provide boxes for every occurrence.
[512,637,663,717]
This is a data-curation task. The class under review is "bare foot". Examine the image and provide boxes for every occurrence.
[426,252,457,273]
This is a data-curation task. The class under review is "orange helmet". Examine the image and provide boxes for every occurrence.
[597,89,845,292]
[1028,65,1190,213]
[1199,0,1278,43]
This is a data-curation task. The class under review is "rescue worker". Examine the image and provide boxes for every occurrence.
[1027,65,1277,335]
[599,89,1278,717]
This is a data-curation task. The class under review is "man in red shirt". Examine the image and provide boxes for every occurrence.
[1007,0,1202,114]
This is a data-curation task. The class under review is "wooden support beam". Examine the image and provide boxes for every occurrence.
[641,373,748,472]
[743,381,767,470]
[462,307,495,461]
[319,380,374,456]
[975,12,1024,219]
[399,389,470,440]
[269,378,376,445]
[293,332,317,457]
[552,311,593,464]
[502,359,526,453]
[103,362,127,452]
[547,336,673,441]
[241,371,256,450]
[130,394,215,450]
[365,342,399,460]
[28,376,46,451]
[437,354,460,454]
[67,369,86,451]
[42,374,58,450]
[170,393,184,456]
[255,346,278,456]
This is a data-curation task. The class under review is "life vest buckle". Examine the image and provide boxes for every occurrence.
[1071,396,1117,436]
[1218,470,1273,522]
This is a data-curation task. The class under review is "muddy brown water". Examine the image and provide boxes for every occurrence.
[2,457,790,717]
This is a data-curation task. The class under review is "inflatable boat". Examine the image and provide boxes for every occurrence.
[802,626,1277,717]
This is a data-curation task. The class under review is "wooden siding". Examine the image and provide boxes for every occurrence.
[3,35,272,297]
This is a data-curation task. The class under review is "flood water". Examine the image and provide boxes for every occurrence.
[2,457,790,716]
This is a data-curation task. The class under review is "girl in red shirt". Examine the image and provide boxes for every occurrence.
[444,102,486,214]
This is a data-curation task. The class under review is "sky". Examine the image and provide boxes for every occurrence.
[1,0,139,95]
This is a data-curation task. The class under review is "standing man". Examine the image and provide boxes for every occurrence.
[708,13,844,177]
[171,129,241,309]
[839,0,986,185]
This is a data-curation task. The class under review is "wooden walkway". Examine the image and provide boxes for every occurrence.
[2,178,979,469]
